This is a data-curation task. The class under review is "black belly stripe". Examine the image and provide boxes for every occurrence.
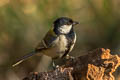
[61,30,75,58]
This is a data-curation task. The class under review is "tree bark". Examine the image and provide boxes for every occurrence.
[23,48,120,80]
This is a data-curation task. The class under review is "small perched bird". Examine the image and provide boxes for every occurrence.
[12,17,79,67]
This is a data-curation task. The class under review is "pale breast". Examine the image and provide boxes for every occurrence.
[57,35,68,52]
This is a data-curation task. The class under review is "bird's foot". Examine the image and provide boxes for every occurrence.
[52,61,59,70]
[66,54,75,60]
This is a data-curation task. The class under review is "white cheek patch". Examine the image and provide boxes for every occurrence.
[58,25,72,34]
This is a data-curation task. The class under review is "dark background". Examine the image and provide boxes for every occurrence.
[0,0,120,80]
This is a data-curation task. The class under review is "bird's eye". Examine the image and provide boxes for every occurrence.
[69,20,73,23]
[66,22,71,25]
[66,20,73,25]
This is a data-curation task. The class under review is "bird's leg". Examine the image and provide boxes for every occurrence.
[52,60,59,70]
[52,60,56,68]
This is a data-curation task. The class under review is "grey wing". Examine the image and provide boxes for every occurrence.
[35,30,57,51]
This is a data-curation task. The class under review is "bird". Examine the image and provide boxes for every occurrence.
[12,17,79,67]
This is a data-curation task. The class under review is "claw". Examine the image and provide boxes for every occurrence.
[52,60,59,70]
[66,54,75,59]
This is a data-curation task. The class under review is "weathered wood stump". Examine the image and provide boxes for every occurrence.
[23,48,120,80]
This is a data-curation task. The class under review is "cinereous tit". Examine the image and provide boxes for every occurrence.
[12,17,79,67]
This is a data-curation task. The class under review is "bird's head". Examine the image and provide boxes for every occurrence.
[53,17,79,34]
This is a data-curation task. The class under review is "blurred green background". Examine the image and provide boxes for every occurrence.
[0,0,120,80]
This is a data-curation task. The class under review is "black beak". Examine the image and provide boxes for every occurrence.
[72,21,79,25]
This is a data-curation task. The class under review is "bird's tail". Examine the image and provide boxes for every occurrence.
[12,51,39,67]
